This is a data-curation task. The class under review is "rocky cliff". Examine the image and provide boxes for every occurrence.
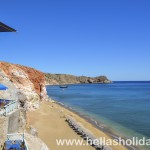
[0,61,111,109]
[45,73,111,85]
[0,62,48,111]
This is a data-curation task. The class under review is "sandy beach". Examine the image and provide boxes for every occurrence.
[27,101,128,150]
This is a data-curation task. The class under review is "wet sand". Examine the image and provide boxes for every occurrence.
[27,101,128,150]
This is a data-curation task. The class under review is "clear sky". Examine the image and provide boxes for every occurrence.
[0,0,150,81]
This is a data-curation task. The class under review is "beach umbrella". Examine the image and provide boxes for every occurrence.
[0,22,16,32]
[0,84,8,90]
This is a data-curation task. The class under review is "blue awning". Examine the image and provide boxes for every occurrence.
[0,84,8,90]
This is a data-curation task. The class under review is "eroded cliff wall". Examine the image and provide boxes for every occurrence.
[0,62,48,111]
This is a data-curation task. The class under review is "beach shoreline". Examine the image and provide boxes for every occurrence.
[27,99,134,150]
[56,100,141,150]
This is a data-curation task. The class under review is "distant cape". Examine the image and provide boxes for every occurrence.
[45,73,112,85]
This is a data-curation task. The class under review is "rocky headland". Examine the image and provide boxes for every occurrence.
[0,61,111,110]
[45,73,112,85]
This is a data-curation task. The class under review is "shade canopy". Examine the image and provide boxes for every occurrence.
[0,84,8,90]
[0,22,16,32]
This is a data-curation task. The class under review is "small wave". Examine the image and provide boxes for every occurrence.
[58,102,64,106]
[69,107,73,110]
[109,133,119,139]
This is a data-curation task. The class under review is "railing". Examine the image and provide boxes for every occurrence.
[0,100,18,116]
[6,133,29,150]
[0,107,5,116]
[7,133,25,141]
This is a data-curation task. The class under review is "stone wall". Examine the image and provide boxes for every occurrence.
[7,110,20,134]
[0,109,26,147]
[0,117,8,146]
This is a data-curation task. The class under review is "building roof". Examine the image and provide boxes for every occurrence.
[0,22,16,32]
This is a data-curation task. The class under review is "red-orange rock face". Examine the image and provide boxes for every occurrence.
[0,62,48,111]
[16,64,45,96]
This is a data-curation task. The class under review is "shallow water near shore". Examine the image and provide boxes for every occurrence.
[47,82,150,150]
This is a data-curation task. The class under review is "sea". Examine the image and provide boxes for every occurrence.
[46,81,150,150]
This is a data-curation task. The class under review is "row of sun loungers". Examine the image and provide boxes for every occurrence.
[66,115,111,150]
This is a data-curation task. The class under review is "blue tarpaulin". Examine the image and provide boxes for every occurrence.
[5,140,26,150]
[0,84,8,90]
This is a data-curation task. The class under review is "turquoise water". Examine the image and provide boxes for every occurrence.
[47,82,150,149]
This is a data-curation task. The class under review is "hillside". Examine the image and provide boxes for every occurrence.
[45,73,111,85]
[0,61,48,111]
[0,61,111,110]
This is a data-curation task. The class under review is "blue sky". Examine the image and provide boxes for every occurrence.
[0,0,150,81]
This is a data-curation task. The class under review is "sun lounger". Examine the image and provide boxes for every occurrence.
[66,115,110,150]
